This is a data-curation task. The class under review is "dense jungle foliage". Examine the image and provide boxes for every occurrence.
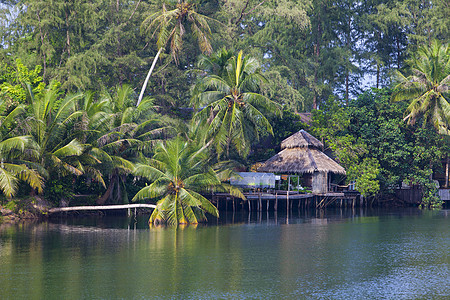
[0,0,449,221]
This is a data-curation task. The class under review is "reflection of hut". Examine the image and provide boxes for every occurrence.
[258,130,346,194]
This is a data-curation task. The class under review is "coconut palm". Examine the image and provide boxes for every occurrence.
[24,84,86,177]
[90,85,175,204]
[133,136,243,225]
[392,40,450,134]
[0,100,43,197]
[137,0,214,106]
[196,48,235,79]
[192,50,281,158]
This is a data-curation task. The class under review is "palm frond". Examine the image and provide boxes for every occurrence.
[0,167,18,197]
[53,139,84,158]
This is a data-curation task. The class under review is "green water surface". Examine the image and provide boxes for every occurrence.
[0,208,448,299]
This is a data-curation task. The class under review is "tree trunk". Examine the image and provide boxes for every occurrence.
[97,176,115,205]
[312,9,321,110]
[65,11,70,57]
[376,64,380,89]
[445,157,449,188]
[137,47,163,106]
[396,35,400,69]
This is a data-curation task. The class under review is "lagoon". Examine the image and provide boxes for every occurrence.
[0,208,449,299]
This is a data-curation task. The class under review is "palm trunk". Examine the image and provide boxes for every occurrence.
[137,47,163,106]
[445,157,449,188]
[97,180,114,205]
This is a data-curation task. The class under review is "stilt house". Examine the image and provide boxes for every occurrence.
[258,130,346,194]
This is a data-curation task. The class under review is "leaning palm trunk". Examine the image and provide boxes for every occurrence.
[139,1,213,106]
[137,48,163,107]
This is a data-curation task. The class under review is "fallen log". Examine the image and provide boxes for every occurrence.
[48,204,156,214]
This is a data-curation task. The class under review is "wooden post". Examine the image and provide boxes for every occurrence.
[258,191,262,212]
[248,199,251,212]
[287,176,290,214]
[275,192,278,211]
[232,196,235,212]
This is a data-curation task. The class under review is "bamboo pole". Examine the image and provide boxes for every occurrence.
[49,204,156,213]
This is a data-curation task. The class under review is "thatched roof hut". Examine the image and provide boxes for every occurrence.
[258,130,345,175]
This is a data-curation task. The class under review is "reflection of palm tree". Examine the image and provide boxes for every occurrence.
[137,0,213,106]
[392,40,450,134]
[133,136,243,225]
[0,102,43,197]
[192,50,280,158]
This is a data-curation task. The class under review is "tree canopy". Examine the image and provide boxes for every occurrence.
[0,0,449,214]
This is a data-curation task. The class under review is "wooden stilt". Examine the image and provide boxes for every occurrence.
[275,192,278,211]
[258,191,262,212]
[287,176,290,214]
[287,192,290,214]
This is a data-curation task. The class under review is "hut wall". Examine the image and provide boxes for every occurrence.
[312,171,328,194]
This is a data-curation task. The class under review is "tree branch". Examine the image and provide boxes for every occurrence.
[236,0,267,25]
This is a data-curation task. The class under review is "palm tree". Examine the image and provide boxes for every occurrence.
[196,47,235,79]
[133,136,243,225]
[24,84,86,177]
[137,0,214,106]
[0,100,43,197]
[192,50,281,158]
[91,85,175,204]
[392,40,450,134]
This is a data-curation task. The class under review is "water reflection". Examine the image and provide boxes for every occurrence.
[0,208,448,299]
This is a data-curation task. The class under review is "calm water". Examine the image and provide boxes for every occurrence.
[0,208,448,299]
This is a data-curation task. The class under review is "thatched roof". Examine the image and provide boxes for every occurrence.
[281,130,323,149]
[258,147,346,174]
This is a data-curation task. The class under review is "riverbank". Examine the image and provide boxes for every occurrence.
[1,195,447,224]
[0,197,53,222]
